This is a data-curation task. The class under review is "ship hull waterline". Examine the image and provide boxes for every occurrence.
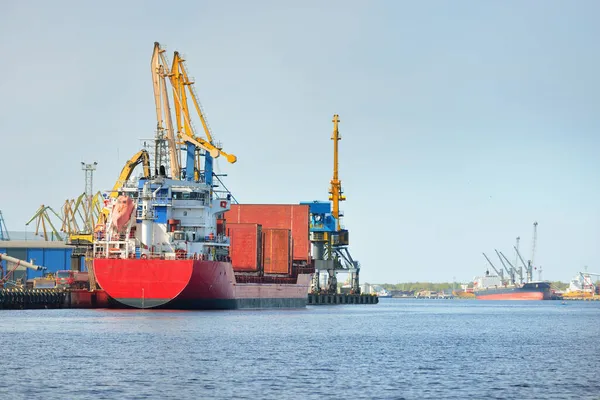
[474,287,552,301]
[475,291,547,300]
[94,259,311,310]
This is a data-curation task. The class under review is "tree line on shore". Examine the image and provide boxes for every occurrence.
[380,281,571,292]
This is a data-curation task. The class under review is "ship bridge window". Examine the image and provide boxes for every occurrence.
[172,191,204,202]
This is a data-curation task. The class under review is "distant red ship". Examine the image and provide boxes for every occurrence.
[474,282,552,300]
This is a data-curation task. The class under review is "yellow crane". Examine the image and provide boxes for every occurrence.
[151,42,236,184]
[102,149,151,212]
[151,42,180,179]
[61,198,80,235]
[68,149,151,245]
[26,205,63,241]
[170,51,237,163]
[328,114,346,231]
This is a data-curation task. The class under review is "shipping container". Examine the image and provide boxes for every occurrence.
[262,228,291,275]
[227,223,262,272]
[225,204,310,263]
[216,218,225,236]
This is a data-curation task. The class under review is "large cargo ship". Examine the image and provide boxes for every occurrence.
[472,274,552,300]
[91,42,313,309]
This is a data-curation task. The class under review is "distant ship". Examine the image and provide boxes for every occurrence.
[472,273,552,300]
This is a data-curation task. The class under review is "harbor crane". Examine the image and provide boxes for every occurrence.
[304,115,360,295]
[499,251,523,284]
[0,211,9,241]
[151,42,237,187]
[531,222,538,268]
[514,245,533,283]
[26,205,64,241]
[482,252,505,284]
[329,114,345,230]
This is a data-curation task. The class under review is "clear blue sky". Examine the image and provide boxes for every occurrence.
[1,1,598,283]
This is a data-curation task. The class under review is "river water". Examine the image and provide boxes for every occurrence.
[0,299,598,400]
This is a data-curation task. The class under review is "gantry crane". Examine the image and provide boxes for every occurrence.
[151,42,236,186]
[66,150,151,247]
[482,252,506,285]
[170,51,237,183]
[530,221,540,280]
[26,205,64,241]
[0,211,9,241]
[151,42,180,179]
[329,114,345,230]
[303,115,360,295]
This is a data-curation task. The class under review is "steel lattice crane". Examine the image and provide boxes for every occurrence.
[303,115,360,295]
[0,211,9,241]
[151,42,237,187]
[531,222,538,267]
[25,205,64,241]
[329,114,346,230]
[530,221,539,281]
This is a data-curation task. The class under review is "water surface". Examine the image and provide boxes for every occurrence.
[1,299,598,399]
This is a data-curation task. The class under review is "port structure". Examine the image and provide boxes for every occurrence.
[0,211,9,241]
[302,115,360,295]
[481,221,541,287]
[150,42,237,194]
[30,42,240,247]
[26,205,64,241]
[81,162,98,232]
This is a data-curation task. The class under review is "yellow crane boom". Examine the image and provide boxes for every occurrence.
[166,49,237,164]
[107,149,151,200]
[68,150,151,245]
[328,114,346,231]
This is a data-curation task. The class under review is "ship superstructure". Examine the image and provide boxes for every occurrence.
[93,177,231,263]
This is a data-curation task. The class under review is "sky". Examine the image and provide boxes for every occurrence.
[0,0,598,284]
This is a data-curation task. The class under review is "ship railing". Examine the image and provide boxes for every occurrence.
[135,210,156,219]
[193,235,229,244]
[93,250,231,262]
[153,196,170,205]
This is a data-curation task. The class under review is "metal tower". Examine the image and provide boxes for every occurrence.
[329,114,345,230]
[513,236,520,271]
[81,162,98,232]
[531,222,538,267]
[0,210,9,241]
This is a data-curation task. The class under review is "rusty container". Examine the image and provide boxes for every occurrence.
[227,222,262,272]
[262,228,291,275]
[225,204,309,263]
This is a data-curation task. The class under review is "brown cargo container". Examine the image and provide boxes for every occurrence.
[262,228,291,275]
[216,218,225,236]
[227,223,262,272]
[225,204,310,263]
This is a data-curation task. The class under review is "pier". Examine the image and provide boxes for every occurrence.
[307,293,378,305]
[0,288,113,310]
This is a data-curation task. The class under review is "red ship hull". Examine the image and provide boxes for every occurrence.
[475,291,546,300]
[474,282,552,300]
[93,259,311,309]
